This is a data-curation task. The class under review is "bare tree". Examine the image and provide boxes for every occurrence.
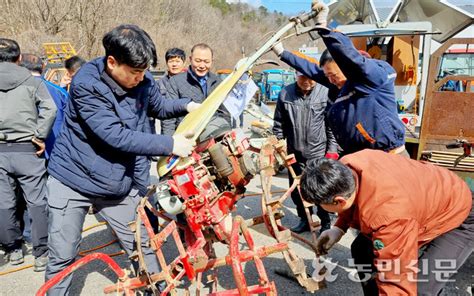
[0,0,314,70]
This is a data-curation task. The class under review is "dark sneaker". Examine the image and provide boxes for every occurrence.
[290,220,310,234]
[34,252,48,272]
[8,248,24,265]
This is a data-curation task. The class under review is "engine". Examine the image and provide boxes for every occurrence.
[157,130,261,242]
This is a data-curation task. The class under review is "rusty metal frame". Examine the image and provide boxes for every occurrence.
[418,37,474,157]
[418,37,474,189]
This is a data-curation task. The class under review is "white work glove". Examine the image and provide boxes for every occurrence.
[311,0,329,27]
[186,101,201,113]
[271,41,285,57]
[316,226,344,255]
[172,131,195,157]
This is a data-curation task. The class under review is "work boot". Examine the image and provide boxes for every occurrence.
[8,248,24,265]
[290,219,310,234]
[34,252,48,272]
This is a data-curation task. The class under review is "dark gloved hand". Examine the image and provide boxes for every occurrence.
[315,226,344,255]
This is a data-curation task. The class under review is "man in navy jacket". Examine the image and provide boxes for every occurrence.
[272,1,406,156]
[162,43,230,135]
[45,24,200,295]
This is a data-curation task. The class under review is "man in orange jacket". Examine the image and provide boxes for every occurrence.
[300,150,473,295]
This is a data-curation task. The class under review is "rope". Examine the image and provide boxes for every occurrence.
[2,190,294,276]
[0,221,123,276]
[0,264,34,276]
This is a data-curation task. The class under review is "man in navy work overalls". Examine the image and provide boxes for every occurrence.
[272,1,406,156]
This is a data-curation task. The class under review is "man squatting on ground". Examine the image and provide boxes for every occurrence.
[301,150,473,295]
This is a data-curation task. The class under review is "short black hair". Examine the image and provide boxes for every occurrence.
[319,49,334,67]
[102,24,157,68]
[165,48,185,62]
[191,43,213,57]
[300,158,356,205]
[0,38,21,63]
[20,53,44,73]
[64,56,86,72]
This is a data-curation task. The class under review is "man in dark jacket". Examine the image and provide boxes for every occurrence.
[44,25,200,295]
[59,55,86,91]
[151,48,186,135]
[272,1,406,156]
[0,38,57,271]
[157,48,186,96]
[273,72,338,233]
[161,43,230,135]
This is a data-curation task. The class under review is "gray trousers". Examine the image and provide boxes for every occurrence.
[45,176,161,296]
[0,151,48,257]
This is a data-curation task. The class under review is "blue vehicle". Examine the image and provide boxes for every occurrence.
[257,69,295,103]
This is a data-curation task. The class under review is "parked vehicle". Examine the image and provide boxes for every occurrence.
[257,69,295,103]
[217,68,232,80]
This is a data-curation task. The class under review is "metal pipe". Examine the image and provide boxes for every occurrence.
[37,253,128,296]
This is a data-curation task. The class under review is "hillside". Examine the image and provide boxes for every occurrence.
[0,0,313,70]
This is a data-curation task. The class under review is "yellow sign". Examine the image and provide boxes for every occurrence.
[43,42,77,64]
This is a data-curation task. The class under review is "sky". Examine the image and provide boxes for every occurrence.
[226,0,473,16]
[226,0,313,15]
[261,0,314,15]
[226,0,402,15]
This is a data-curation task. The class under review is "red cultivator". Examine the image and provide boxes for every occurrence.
[37,9,327,295]
[112,130,325,295]
[37,132,325,295]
